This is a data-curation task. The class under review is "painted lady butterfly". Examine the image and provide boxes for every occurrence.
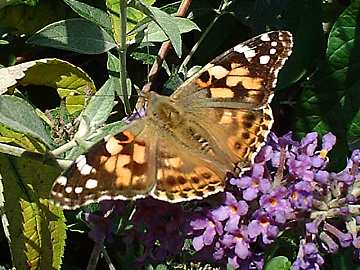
[51,31,293,209]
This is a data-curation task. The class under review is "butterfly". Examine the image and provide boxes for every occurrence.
[50,31,293,209]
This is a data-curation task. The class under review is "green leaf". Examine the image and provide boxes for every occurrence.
[130,49,170,74]
[130,51,156,65]
[278,0,323,89]
[226,265,235,270]
[348,109,360,150]
[295,0,360,168]
[27,18,117,54]
[0,124,46,152]
[107,51,120,73]
[0,154,65,270]
[327,248,360,270]
[134,17,199,44]
[0,0,39,8]
[63,0,112,33]
[163,73,183,95]
[81,78,115,128]
[155,264,167,270]
[265,256,291,270]
[105,0,122,43]
[106,0,155,43]
[0,96,53,148]
[0,0,24,9]
[87,120,127,142]
[0,58,96,114]
[0,1,68,34]
[66,120,127,160]
[137,3,182,57]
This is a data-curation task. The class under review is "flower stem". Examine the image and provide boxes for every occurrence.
[178,16,218,74]
[178,0,229,74]
[138,0,193,102]
[86,242,102,270]
[118,0,131,115]
[102,247,116,270]
[274,147,286,186]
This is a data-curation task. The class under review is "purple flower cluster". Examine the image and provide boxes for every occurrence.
[85,197,186,266]
[188,132,360,269]
[84,200,125,243]
[131,198,186,264]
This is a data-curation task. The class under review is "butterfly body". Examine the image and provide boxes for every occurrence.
[51,31,293,209]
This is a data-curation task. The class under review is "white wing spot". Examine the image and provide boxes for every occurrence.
[80,164,93,175]
[234,45,250,53]
[65,186,73,193]
[56,176,68,186]
[76,155,87,169]
[51,191,64,198]
[270,48,276,54]
[260,33,270,41]
[76,154,85,163]
[259,55,270,65]
[234,45,256,60]
[244,49,256,60]
[74,187,84,194]
[85,179,98,189]
[271,41,277,47]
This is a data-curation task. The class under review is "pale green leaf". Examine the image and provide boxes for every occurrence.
[0,58,96,114]
[0,96,53,147]
[0,153,65,270]
[106,0,155,43]
[136,17,199,44]
[265,256,291,270]
[66,120,127,160]
[82,78,115,128]
[0,124,46,152]
[107,51,120,73]
[105,0,121,43]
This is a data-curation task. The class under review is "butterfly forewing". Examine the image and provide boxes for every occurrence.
[50,31,293,209]
[171,31,293,108]
[51,121,156,209]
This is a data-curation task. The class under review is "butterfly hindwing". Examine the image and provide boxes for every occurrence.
[151,139,226,202]
[188,106,273,170]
